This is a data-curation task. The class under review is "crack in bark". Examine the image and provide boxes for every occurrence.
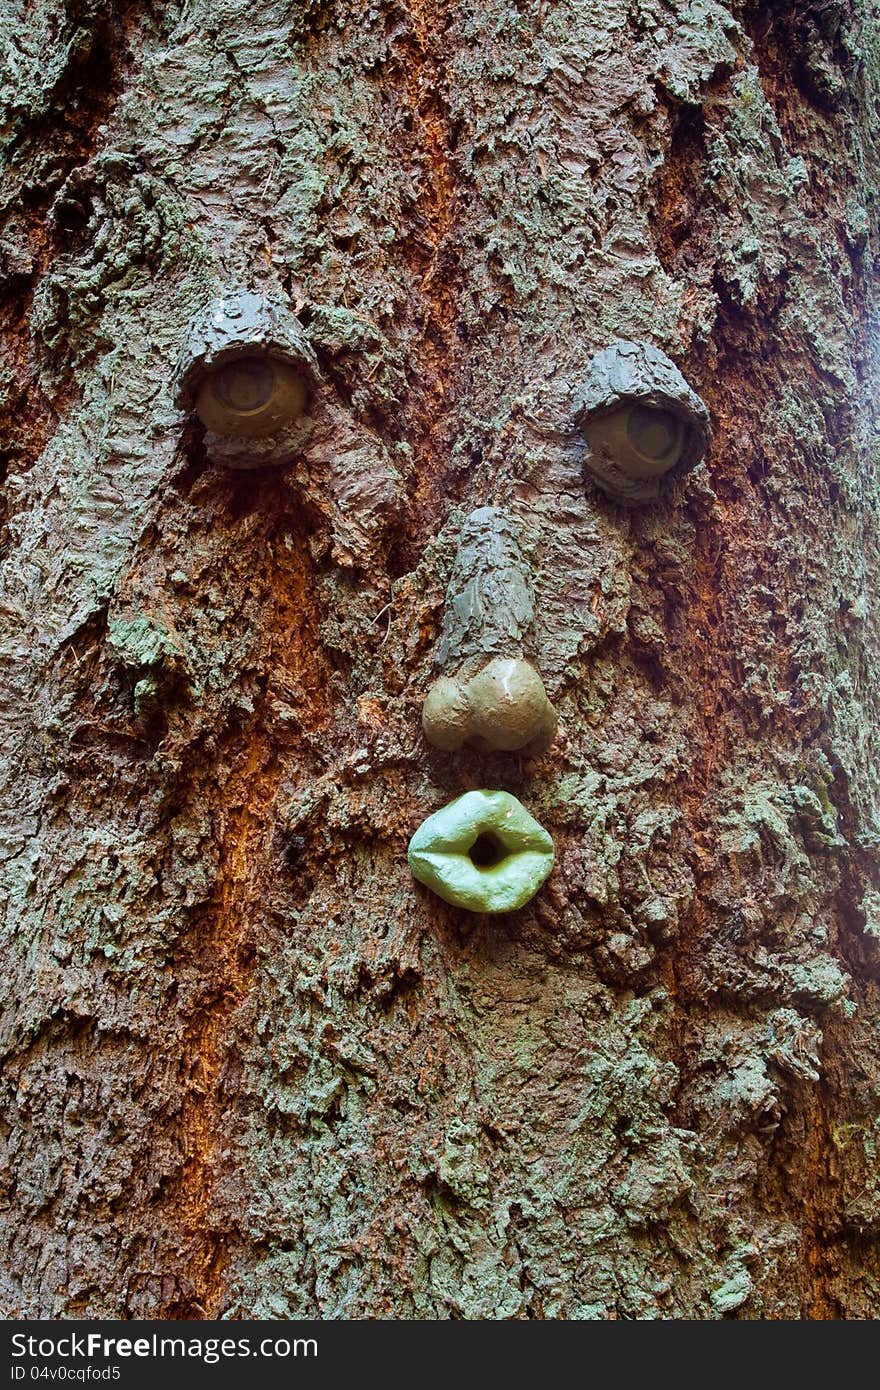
[390,0,464,563]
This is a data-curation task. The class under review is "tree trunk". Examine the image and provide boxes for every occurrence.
[1,0,879,1320]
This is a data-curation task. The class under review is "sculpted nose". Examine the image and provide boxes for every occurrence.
[423,657,557,755]
[420,505,558,758]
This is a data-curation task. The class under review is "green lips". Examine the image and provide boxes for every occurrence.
[408,789,554,913]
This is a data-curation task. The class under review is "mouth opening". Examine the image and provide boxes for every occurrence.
[468,831,508,868]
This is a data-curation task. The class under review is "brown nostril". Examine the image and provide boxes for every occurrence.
[422,657,557,755]
[466,658,557,753]
[422,675,470,751]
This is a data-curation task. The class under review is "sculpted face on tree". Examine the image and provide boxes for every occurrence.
[173,306,709,919]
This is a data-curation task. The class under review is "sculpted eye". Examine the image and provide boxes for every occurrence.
[574,339,711,505]
[583,401,686,482]
[194,357,309,439]
[176,289,318,467]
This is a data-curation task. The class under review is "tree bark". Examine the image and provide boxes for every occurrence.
[1,0,879,1319]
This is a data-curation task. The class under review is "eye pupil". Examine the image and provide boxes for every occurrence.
[627,404,679,459]
[210,358,276,413]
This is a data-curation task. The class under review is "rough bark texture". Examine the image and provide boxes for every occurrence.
[1,0,879,1320]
